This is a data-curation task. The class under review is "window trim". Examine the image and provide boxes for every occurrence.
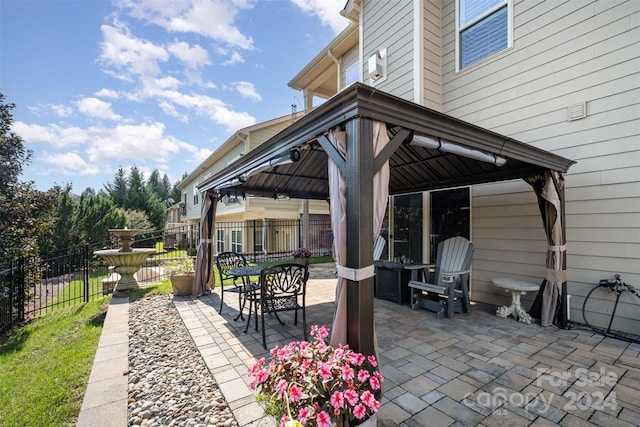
[455,0,513,72]
[346,61,360,87]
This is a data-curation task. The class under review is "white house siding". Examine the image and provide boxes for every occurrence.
[423,0,443,110]
[248,120,297,151]
[362,0,415,100]
[438,0,639,333]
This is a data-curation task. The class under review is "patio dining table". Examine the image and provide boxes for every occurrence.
[227,265,265,329]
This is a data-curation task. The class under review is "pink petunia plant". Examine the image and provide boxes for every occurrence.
[248,325,384,427]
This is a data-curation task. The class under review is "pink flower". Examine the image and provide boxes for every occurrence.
[344,388,359,406]
[297,407,311,425]
[316,325,330,340]
[319,363,332,380]
[357,369,370,382]
[330,390,344,408]
[247,325,384,427]
[276,378,288,396]
[369,376,381,390]
[349,353,365,366]
[300,359,311,374]
[341,365,355,381]
[367,355,378,367]
[289,384,302,402]
[316,411,331,427]
[361,390,376,408]
[353,403,367,419]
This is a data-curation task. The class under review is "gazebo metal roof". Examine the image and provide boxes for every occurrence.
[197,83,575,355]
[198,83,575,198]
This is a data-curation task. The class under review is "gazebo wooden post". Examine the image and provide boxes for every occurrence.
[345,117,376,356]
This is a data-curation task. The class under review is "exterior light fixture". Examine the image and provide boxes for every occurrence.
[368,49,386,82]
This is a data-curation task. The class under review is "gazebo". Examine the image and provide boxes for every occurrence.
[195,83,576,356]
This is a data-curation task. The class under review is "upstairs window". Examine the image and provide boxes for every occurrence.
[346,62,360,86]
[458,0,511,69]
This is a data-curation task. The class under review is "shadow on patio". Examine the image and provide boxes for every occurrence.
[173,266,640,427]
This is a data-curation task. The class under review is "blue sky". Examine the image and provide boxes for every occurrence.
[1,0,349,193]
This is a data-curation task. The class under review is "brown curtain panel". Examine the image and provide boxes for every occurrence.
[525,171,567,327]
[328,121,389,348]
[193,191,218,296]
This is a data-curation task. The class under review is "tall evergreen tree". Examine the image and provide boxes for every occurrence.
[146,169,170,202]
[76,192,126,244]
[126,166,146,211]
[104,167,128,208]
[161,173,172,203]
[49,183,78,251]
[170,172,188,205]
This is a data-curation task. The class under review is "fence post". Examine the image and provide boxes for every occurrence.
[16,256,25,322]
[83,243,90,303]
[252,220,257,263]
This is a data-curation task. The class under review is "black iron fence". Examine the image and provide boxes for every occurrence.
[1,219,333,333]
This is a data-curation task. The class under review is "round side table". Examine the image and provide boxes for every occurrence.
[491,278,539,324]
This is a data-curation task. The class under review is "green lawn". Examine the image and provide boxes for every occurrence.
[0,278,172,427]
[0,299,109,426]
[0,254,332,426]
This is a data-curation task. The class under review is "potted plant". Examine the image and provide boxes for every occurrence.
[292,247,312,266]
[248,325,383,427]
[163,257,195,296]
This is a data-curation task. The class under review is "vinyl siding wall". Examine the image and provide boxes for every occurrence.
[423,0,443,109]
[439,0,639,333]
[362,0,415,100]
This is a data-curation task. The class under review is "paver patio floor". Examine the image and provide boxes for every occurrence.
[173,265,640,427]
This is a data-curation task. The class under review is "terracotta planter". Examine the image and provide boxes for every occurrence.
[171,274,194,296]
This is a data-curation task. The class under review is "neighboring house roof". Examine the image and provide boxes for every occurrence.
[288,23,358,99]
[198,83,575,199]
[178,113,300,191]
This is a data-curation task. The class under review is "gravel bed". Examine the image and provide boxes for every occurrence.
[128,294,239,427]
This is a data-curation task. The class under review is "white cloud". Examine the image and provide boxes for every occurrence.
[13,122,98,149]
[222,51,244,65]
[40,152,101,176]
[158,90,255,131]
[168,41,210,68]
[95,88,120,99]
[233,81,261,102]
[289,0,349,35]
[116,0,255,50]
[76,97,122,121]
[86,122,183,165]
[99,22,169,79]
[13,121,58,144]
[50,104,74,117]
[158,101,189,122]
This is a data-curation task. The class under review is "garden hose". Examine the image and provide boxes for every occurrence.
[580,274,639,344]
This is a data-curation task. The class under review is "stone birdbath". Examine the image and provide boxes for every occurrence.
[95,229,156,294]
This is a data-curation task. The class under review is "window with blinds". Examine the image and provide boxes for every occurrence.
[458,0,511,69]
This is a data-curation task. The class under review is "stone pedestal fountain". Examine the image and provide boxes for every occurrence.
[95,229,156,294]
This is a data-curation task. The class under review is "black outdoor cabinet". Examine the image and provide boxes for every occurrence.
[374,261,412,304]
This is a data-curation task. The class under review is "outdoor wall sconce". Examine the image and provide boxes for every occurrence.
[368,49,385,81]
